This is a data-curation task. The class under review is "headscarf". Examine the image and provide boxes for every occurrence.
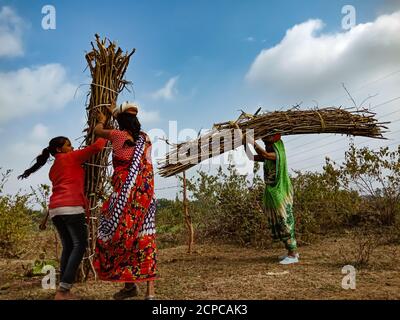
[112,101,139,117]
[263,140,293,209]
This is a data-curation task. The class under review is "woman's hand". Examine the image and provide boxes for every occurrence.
[94,110,112,138]
[97,110,107,124]
[106,100,116,115]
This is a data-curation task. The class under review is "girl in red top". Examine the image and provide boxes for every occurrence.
[19,136,106,300]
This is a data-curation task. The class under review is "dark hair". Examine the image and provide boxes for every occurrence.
[263,138,274,152]
[116,112,141,147]
[18,136,69,179]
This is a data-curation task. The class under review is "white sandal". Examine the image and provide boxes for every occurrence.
[278,253,300,260]
[279,255,299,265]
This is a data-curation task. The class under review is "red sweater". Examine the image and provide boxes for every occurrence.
[48,138,107,209]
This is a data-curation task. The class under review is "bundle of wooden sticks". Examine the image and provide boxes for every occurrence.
[158,107,389,177]
[81,35,135,279]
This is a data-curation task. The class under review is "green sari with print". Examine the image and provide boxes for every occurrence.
[263,140,297,251]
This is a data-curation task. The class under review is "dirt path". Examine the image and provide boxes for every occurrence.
[1,236,399,300]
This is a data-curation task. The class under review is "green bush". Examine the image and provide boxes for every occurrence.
[292,170,362,240]
[155,144,400,249]
[183,161,272,247]
[0,169,34,258]
[156,198,187,248]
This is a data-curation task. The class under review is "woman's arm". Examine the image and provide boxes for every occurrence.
[253,141,276,161]
[94,110,113,139]
[69,109,111,163]
[70,138,107,164]
[242,143,264,162]
[253,154,266,162]
[94,123,112,139]
[233,123,276,161]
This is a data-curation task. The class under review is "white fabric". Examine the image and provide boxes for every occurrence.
[112,101,138,116]
[49,206,85,218]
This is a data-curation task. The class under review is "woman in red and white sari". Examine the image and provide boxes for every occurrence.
[93,102,158,300]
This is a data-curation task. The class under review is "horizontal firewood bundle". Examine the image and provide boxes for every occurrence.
[157,107,389,177]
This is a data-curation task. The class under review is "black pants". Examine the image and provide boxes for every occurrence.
[52,213,88,289]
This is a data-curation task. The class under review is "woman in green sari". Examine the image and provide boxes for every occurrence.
[239,128,299,264]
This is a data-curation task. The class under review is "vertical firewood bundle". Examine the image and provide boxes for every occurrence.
[81,34,135,279]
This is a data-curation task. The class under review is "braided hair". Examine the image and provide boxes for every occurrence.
[18,136,68,179]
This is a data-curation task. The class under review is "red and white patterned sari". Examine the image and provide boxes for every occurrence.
[94,131,158,282]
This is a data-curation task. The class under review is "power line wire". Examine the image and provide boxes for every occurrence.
[154,185,178,191]
[325,68,400,106]
[288,97,400,153]
[293,138,400,171]
[371,96,400,111]
[291,127,400,167]
[289,114,400,159]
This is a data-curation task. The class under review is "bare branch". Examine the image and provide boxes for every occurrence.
[342,83,358,109]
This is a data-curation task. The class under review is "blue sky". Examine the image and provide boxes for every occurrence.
[0,0,399,199]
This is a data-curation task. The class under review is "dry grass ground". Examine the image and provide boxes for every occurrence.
[0,234,399,300]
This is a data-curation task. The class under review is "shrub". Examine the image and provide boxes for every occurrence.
[0,169,34,258]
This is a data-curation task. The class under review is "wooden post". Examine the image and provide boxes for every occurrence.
[182,171,194,253]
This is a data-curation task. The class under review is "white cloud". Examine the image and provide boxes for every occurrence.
[11,124,50,157]
[0,64,77,123]
[245,11,400,104]
[244,10,400,174]
[140,108,160,124]
[152,76,179,100]
[32,123,49,141]
[0,6,25,57]
[0,124,52,197]
[246,36,255,42]
[132,101,160,124]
